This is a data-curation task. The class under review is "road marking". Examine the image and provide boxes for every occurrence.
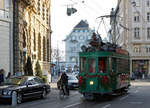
[129,102,143,105]
[119,95,128,101]
[101,104,111,108]
[63,102,81,108]
[134,90,138,93]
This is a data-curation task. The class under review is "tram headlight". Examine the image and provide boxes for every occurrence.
[89,81,94,85]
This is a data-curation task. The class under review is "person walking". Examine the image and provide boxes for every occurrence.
[60,72,69,96]
[0,69,4,84]
[6,72,11,79]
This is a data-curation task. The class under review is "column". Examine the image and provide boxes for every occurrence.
[130,59,132,77]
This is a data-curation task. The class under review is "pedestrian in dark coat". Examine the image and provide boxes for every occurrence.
[0,69,4,84]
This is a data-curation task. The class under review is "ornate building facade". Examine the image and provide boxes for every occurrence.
[65,20,94,69]
[111,0,150,77]
[13,0,51,77]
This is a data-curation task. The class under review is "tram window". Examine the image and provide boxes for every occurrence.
[80,57,86,73]
[88,58,96,73]
[98,57,107,73]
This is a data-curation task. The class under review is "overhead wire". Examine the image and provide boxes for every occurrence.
[87,0,107,15]
[70,0,97,21]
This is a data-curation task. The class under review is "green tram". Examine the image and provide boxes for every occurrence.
[78,50,130,100]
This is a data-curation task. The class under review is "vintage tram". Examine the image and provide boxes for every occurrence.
[78,33,130,100]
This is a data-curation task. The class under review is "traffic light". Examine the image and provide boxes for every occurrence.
[72,8,77,14]
[67,7,77,16]
[67,8,72,16]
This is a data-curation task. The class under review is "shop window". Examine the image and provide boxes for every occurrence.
[80,57,86,73]
[88,58,96,73]
[98,57,107,73]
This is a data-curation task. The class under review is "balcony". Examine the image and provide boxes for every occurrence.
[0,9,10,20]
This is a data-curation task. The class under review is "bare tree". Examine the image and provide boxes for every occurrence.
[51,48,65,75]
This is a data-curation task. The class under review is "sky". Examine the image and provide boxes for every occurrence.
[51,0,117,50]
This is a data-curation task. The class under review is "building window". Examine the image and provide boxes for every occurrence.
[46,9,49,25]
[79,36,84,40]
[135,0,140,6]
[147,28,150,39]
[70,47,76,52]
[134,15,140,22]
[71,36,76,40]
[70,57,76,62]
[134,28,140,39]
[4,0,9,10]
[43,37,46,61]
[146,47,150,53]
[38,0,40,15]
[38,33,41,60]
[47,39,49,62]
[42,3,45,20]
[134,47,141,53]
[23,30,26,48]
[147,12,150,22]
[147,0,150,7]
[33,29,36,51]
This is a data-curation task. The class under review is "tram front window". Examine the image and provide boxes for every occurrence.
[88,58,96,73]
[98,57,107,73]
[80,57,86,73]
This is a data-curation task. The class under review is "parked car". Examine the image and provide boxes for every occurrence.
[57,74,78,89]
[73,71,79,78]
[0,76,51,104]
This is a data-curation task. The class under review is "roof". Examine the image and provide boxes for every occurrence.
[74,20,89,28]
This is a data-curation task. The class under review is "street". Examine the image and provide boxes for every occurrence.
[1,80,150,108]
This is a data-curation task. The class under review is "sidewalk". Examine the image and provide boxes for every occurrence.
[132,78,150,82]
[50,75,58,90]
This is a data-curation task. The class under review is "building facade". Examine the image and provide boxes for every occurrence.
[0,0,13,77]
[13,0,51,78]
[65,20,94,69]
[111,0,150,77]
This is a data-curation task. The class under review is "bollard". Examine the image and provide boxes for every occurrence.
[142,74,145,79]
[12,91,17,107]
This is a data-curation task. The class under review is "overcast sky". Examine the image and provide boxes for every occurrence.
[51,0,117,50]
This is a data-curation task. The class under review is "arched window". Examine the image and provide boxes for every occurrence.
[38,33,41,60]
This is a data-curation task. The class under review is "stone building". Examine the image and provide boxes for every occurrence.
[13,0,51,77]
[65,20,94,69]
[0,0,13,77]
[111,0,150,77]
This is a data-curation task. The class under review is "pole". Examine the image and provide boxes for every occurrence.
[11,91,17,106]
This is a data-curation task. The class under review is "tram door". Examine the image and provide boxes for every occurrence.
[87,58,97,91]
[111,58,117,89]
